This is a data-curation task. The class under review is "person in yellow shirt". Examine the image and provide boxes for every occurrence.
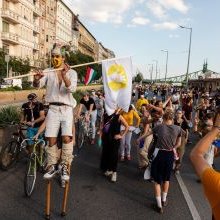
[190,113,220,220]
[136,93,149,111]
[120,105,141,161]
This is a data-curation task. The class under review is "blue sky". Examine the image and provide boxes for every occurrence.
[64,0,220,79]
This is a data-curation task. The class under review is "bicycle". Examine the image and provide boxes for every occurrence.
[23,138,46,197]
[0,123,27,170]
[75,113,92,153]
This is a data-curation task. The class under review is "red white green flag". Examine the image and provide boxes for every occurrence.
[84,67,97,85]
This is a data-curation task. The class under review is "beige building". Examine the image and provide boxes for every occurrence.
[0,0,42,67]
[78,20,97,60]
[55,0,72,45]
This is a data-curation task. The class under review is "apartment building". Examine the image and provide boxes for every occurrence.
[78,20,97,60]
[0,0,42,67]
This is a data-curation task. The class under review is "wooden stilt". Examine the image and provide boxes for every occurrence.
[45,180,51,220]
[61,166,71,217]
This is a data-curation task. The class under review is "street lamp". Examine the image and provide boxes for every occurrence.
[5,54,10,78]
[152,60,158,82]
[179,25,192,88]
[148,64,153,83]
[161,50,168,83]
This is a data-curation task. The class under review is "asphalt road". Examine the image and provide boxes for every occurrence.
[0,131,213,220]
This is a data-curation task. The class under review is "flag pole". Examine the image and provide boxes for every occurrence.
[3,56,130,81]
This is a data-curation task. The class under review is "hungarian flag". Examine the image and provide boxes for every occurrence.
[84,67,97,85]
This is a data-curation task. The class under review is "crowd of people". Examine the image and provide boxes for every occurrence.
[18,44,220,218]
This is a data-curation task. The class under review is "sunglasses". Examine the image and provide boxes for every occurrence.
[51,55,61,58]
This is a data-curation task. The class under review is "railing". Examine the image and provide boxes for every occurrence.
[1,32,19,44]
[1,9,20,23]
[33,24,40,33]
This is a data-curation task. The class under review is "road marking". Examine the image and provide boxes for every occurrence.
[175,173,201,220]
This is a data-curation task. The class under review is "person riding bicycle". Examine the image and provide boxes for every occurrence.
[33,44,77,181]
[77,92,97,145]
[20,93,45,145]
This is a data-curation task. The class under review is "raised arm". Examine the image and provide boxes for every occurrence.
[190,113,220,178]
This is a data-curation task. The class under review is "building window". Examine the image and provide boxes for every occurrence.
[46,35,49,42]
[3,44,9,54]
[2,21,9,32]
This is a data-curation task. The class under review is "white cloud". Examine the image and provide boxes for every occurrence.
[153,22,178,30]
[159,0,189,13]
[63,0,136,24]
[147,0,189,19]
[131,17,150,25]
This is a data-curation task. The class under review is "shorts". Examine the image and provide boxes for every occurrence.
[27,127,43,145]
[45,105,73,137]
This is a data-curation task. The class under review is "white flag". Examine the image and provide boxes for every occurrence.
[102,57,133,115]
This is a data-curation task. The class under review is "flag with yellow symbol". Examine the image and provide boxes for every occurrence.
[102,57,133,115]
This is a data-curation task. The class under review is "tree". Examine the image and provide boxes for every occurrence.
[0,50,31,79]
[66,51,102,82]
[134,72,144,83]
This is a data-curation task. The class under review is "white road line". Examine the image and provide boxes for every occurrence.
[175,173,201,220]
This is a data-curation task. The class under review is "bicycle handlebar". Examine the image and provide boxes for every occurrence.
[21,138,46,147]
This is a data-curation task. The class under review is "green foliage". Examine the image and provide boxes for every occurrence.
[134,72,144,83]
[0,50,31,79]
[72,90,84,104]
[22,81,33,90]
[66,51,102,83]
[0,106,20,127]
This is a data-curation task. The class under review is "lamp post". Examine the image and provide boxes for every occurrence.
[152,60,158,82]
[148,64,153,83]
[179,25,192,88]
[161,50,168,84]
[5,54,10,78]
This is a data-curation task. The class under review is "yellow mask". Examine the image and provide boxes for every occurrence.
[51,54,63,68]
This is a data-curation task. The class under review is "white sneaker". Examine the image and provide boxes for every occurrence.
[104,170,113,177]
[43,165,58,179]
[111,172,117,182]
[60,163,70,181]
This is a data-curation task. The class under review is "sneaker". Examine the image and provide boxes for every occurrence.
[104,170,113,177]
[61,179,66,188]
[120,156,125,161]
[153,204,163,214]
[43,165,58,179]
[60,164,70,181]
[127,155,131,161]
[162,200,168,207]
[111,172,117,182]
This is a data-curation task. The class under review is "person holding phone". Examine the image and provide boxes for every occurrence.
[33,44,77,182]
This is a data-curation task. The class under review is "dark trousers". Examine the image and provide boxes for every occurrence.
[100,135,120,172]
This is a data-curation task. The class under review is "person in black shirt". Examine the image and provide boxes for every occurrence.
[77,92,97,144]
[21,93,45,144]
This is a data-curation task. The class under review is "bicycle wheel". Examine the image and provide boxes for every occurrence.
[76,120,85,152]
[0,141,19,170]
[24,154,37,197]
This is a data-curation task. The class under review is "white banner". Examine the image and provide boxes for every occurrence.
[102,57,133,115]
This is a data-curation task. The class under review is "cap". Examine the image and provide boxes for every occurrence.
[27,93,37,101]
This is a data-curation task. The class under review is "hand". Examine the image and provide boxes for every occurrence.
[33,133,39,140]
[34,69,44,80]
[61,63,70,78]
[194,117,199,125]
[26,122,32,127]
[114,134,122,140]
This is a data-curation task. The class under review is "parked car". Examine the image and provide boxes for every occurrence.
[0,82,11,89]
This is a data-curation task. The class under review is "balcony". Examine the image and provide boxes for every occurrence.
[9,0,20,3]
[33,43,40,50]
[33,6,42,17]
[1,9,20,24]
[1,32,19,44]
[33,24,40,34]
[34,60,41,68]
